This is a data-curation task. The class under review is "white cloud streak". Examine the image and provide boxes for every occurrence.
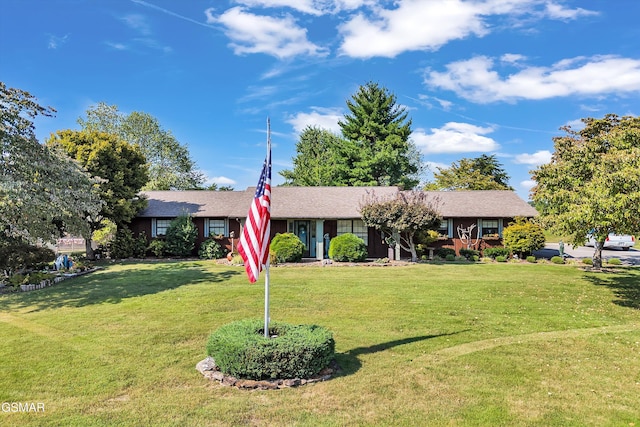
[425,55,640,103]
[287,107,343,134]
[514,150,552,166]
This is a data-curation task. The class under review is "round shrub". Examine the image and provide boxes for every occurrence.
[199,239,228,259]
[206,319,335,380]
[526,256,537,263]
[444,254,456,261]
[148,239,167,257]
[165,214,197,257]
[483,247,510,259]
[607,258,622,265]
[435,247,456,258]
[582,258,593,265]
[329,233,367,262]
[459,248,480,260]
[495,255,507,262]
[270,233,304,263]
[550,256,565,264]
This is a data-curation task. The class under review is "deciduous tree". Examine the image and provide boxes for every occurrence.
[1,82,101,245]
[425,154,512,191]
[360,190,440,262]
[280,126,346,186]
[47,130,148,258]
[531,114,640,268]
[78,103,205,190]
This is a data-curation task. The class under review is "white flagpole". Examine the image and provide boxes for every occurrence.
[264,119,271,338]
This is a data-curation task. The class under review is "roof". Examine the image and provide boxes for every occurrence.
[137,187,537,219]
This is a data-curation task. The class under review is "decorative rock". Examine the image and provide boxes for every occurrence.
[195,357,339,390]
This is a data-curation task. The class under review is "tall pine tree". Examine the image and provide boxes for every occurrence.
[338,82,421,188]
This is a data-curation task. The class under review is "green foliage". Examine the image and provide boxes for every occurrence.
[206,319,335,380]
[329,233,367,262]
[550,256,565,264]
[165,215,197,257]
[532,114,640,268]
[483,247,511,259]
[424,154,513,191]
[445,254,456,261]
[270,233,304,263]
[92,219,117,248]
[459,249,480,260]
[1,83,102,243]
[338,82,421,188]
[78,103,205,190]
[435,247,456,258]
[148,239,167,258]
[607,258,622,265]
[502,217,546,257]
[495,255,507,262]
[280,127,346,186]
[582,258,593,265]
[0,237,55,273]
[109,229,147,259]
[526,256,537,263]
[360,190,440,262]
[198,239,227,260]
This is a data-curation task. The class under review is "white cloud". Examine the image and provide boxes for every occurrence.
[232,0,325,15]
[287,107,343,134]
[412,122,500,154]
[565,118,585,130]
[122,14,152,35]
[500,53,526,64]
[205,7,327,58]
[514,150,552,166]
[47,33,69,49]
[425,55,640,103]
[520,179,536,191]
[544,2,599,20]
[338,0,488,58]
[205,175,237,186]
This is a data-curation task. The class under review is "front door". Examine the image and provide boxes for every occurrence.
[294,220,316,258]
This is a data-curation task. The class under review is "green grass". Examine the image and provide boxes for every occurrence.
[1,260,639,426]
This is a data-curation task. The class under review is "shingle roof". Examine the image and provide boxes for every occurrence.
[137,187,537,219]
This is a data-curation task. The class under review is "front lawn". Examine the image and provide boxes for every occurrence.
[1,261,639,426]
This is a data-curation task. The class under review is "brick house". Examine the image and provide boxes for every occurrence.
[129,187,537,259]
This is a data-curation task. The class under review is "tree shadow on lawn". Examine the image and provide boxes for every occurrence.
[0,262,240,312]
[583,269,640,309]
[335,331,466,377]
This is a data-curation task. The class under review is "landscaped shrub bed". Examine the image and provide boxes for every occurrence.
[206,319,335,380]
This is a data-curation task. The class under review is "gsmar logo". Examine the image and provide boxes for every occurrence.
[2,402,45,413]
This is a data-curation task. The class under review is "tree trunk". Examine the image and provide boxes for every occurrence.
[85,237,95,260]
[592,241,604,269]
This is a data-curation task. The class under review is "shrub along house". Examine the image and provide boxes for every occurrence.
[129,187,537,259]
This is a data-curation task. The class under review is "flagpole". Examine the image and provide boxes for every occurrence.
[264,118,271,338]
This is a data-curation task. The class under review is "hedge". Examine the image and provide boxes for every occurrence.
[328,233,367,262]
[206,319,335,380]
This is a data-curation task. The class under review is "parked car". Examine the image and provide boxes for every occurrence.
[586,233,635,251]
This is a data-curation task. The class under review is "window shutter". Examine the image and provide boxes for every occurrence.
[151,218,157,238]
[498,219,504,237]
[477,218,483,237]
[447,218,453,238]
[204,219,210,238]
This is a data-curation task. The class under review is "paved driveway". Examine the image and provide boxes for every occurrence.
[534,243,640,266]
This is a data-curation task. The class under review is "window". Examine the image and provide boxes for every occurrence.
[155,219,173,237]
[482,219,499,237]
[208,219,226,237]
[337,219,368,245]
[437,219,451,238]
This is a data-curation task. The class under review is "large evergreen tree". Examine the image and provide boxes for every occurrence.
[425,154,513,190]
[78,103,205,190]
[531,114,640,268]
[339,82,421,189]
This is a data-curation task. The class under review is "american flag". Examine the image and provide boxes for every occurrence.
[237,143,271,283]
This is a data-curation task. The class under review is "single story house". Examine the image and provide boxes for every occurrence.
[129,186,538,259]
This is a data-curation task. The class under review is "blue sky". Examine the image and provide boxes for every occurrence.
[2,0,639,200]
